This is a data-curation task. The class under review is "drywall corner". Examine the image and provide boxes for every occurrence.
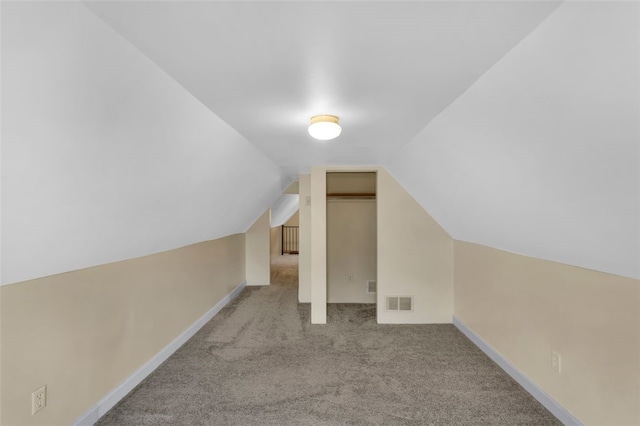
[245,208,271,286]
[298,174,311,303]
[377,168,454,324]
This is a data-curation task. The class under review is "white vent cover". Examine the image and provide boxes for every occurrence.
[367,280,377,293]
[386,296,413,312]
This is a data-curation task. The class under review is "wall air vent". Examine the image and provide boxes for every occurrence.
[367,280,377,294]
[386,296,413,312]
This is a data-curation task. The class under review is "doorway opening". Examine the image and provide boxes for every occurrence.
[326,172,377,307]
[269,182,300,287]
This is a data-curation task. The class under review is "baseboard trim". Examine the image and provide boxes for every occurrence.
[452,316,582,426]
[72,280,247,426]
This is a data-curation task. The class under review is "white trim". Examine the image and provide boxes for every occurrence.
[453,316,582,426]
[72,280,247,426]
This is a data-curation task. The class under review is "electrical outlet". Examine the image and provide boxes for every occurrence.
[551,351,561,374]
[32,385,46,415]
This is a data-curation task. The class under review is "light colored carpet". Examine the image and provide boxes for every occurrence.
[97,255,560,425]
[270,254,299,285]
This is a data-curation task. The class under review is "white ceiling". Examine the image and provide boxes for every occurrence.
[3,1,637,282]
[84,1,561,178]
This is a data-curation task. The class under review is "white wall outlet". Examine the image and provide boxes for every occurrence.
[32,385,46,415]
[551,351,561,374]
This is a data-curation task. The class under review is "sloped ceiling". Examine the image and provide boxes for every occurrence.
[1,2,285,284]
[388,2,639,279]
[82,0,639,279]
[84,1,561,178]
[270,195,300,228]
[2,1,637,283]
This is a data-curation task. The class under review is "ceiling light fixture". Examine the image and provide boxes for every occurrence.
[308,115,341,140]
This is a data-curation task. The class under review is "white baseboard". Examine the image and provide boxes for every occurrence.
[452,316,582,426]
[73,280,247,426]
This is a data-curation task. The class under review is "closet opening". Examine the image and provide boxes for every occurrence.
[326,172,377,314]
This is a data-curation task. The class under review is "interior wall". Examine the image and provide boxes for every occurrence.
[285,211,299,226]
[269,194,299,227]
[280,211,300,256]
[454,241,640,425]
[269,210,299,259]
[326,172,376,194]
[284,181,299,194]
[387,2,639,280]
[1,1,284,286]
[270,195,299,259]
[327,200,376,303]
[307,167,452,323]
[270,227,282,259]
[377,168,453,324]
[298,174,311,303]
[310,167,328,323]
[245,209,271,286]
[0,235,246,426]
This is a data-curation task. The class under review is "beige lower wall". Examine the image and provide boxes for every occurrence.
[285,210,299,226]
[305,167,453,323]
[327,199,377,303]
[0,235,246,426]
[377,168,453,324]
[298,174,311,303]
[310,167,328,323]
[270,226,282,259]
[245,208,271,286]
[454,241,640,425]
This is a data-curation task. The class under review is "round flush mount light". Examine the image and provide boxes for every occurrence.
[308,115,342,140]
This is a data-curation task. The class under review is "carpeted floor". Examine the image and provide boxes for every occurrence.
[97,255,560,425]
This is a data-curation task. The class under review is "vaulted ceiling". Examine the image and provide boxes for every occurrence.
[2,1,638,284]
[84,1,561,178]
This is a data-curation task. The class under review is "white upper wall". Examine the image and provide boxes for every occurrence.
[270,194,299,227]
[1,2,284,285]
[388,2,639,279]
